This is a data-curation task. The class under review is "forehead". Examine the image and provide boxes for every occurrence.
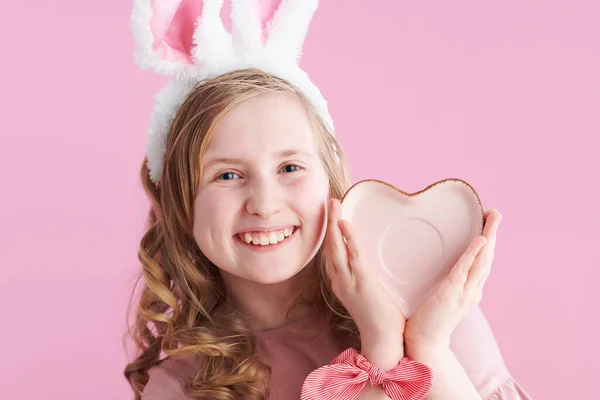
[204,93,318,160]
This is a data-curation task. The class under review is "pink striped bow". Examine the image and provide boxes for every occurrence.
[301,348,433,400]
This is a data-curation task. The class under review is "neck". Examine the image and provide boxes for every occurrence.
[219,262,316,331]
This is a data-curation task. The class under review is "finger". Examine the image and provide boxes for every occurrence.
[466,211,502,292]
[483,209,502,242]
[465,237,495,293]
[448,236,487,288]
[325,199,351,282]
[476,259,492,290]
[324,251,338,283]
[483,208,493,221]
[324,200,341,277]
[476,212,501,289]
[323,200,339,278]
[461,210,500,289]
[338,219,367,280]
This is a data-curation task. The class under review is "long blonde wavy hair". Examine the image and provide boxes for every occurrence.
[124,68,359,399]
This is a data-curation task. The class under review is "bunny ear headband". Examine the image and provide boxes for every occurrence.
[130,0,335,184]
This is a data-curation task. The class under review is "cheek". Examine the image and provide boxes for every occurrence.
[290,171,329,215]
[193,189,235,242]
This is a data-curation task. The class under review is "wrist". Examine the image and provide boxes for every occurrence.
[404,329,450,352]
[404,338,450,361]
[360,332,405,371]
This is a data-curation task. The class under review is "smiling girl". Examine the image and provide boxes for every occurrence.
[124,1,531,399]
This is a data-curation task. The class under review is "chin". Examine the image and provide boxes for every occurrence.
[245,265,305,285]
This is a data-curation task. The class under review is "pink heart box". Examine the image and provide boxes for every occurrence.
[341,179,485,318]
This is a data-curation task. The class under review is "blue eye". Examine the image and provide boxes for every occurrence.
[217,172,240,181]
[282,164,300,173]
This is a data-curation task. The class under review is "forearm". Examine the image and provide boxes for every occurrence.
[405,343,480,400]
[356,334,404,400]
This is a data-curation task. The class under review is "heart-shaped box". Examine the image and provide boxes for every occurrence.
[341,179,484,317]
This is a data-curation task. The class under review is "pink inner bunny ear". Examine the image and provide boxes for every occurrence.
[150,0,205,64]
[256,0,280,34]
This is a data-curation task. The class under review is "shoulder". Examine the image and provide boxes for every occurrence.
[142,356,201,400]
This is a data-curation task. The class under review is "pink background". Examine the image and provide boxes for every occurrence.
[1,1,598,399]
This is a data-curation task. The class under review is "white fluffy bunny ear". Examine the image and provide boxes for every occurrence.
[133,0,334,184]
[264,0,319,61]
[227,0,318,61]
[130,0,234,80]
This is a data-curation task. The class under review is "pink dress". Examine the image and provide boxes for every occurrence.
[142,308,531,399]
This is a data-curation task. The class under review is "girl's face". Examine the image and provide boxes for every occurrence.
[193,94,330,284]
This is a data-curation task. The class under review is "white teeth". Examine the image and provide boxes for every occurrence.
[259,235,269,245]
[240,227,295,246]
[269,233,278,244]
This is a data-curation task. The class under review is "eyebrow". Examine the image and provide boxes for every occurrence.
[202,149,315,169]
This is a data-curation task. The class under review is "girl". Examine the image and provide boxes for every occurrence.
[125,1,531,399]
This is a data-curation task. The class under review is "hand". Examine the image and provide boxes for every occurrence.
[325,199,405,357]
[405,209,502,350]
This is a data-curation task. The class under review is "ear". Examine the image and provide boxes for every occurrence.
[263,0,319,61]
[131,0,233,80]
[228,0,318,61]
[228,0,279,53]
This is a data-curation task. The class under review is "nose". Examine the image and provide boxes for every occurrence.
[245,178,282,218]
